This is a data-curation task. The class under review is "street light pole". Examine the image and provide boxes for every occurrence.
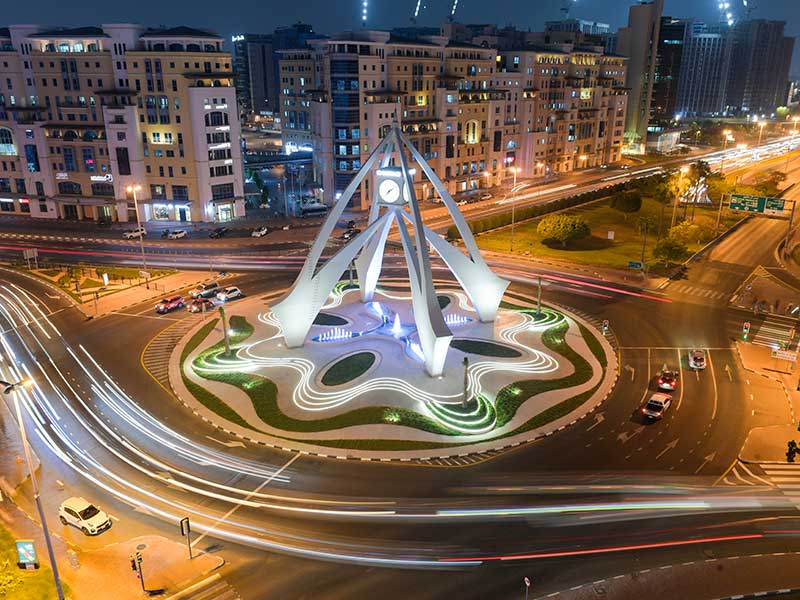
[1,379,65,600]
[758,121,766,147]
[510,167,519,253]
[719,129,732,173]
[126,185,148,286]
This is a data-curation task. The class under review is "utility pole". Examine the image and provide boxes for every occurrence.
[462,357,470,406]
[536,276,543,317]
[715,193,726,232]
[785,199,797,258]
[509,167,520,252]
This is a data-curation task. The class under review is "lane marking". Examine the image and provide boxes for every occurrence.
[191,452,301,549]
[708,349,718,421]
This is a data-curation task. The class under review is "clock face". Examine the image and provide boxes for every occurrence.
[379,179,401,204]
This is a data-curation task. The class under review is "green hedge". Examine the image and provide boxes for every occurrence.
[321,352,376,386]
[446,180,641,240]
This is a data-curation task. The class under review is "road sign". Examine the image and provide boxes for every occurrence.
[180,517,191,537]
[15,540,38,569]
[627,260,644,269]
[772,349,798,362]
[22,248,38,259]
[607,230,615,240]
[730,193,786,216]
[138,270,151,280]
[743,321,751,339]
[524,577,531,587]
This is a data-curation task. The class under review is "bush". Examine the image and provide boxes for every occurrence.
[653,236,689,266]
[611,190,642,216]
[537,214,591,248]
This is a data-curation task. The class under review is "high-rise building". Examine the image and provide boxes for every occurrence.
[232,33,274,115]
[674,22,732,118]
[279,30,627,210]
[725,20,794,115]
[651,17,687,120]
[0,24,244,222]
[617,0,664,152]
[232,23,320,119]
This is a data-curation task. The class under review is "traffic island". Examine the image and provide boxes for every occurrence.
[740,425,800,463]
[169,279,618,461]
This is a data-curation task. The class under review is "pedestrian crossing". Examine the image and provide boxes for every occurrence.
[667,282,729,301]
[719,462,774,487]
[760,464,800,510]
[142,314,207,390]
[171,574,241,599]
[750,315,795,349]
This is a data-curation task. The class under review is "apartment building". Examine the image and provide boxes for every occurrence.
[278,30,627,211]
[0,24,244,223]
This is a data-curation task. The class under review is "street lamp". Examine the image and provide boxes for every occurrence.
[671,166,690,228]
[577,154,588,169]
[125,185,149,281]
[509,166,522,253]
[483,170,492,189]
[0,377,66,600]
[757,121,766,147]
[793,116,799,133]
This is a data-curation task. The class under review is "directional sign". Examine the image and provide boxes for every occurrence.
[627,260,644,269]
[15,540,38,569]
[772,349,798,362]
[138,270,151,280]
[730,193,786,216]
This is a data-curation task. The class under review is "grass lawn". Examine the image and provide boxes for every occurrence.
[476,196,741,271]
[450,339,522,358]
[80,279,103,289]
[0,523,68,599]
[321,352,376,386]
[37,269,62,278]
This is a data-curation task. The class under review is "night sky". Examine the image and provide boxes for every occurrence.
[3,0,799,74]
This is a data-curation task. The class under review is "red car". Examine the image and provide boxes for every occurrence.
[155,295,184,314]
[188,298,215,313]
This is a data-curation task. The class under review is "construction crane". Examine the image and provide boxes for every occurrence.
[411,0,424,23]
[718,0,754,26]
[561,0,578,18]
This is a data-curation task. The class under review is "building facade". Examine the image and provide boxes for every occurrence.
[674,22,731,118]
[0,24,244,223]
[617,0,664,152]
[725,20,794,116]
[650,17,686,120]
[232,33,274,116]
[279,30,627,211]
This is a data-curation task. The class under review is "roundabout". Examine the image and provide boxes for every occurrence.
[173,278,616,458]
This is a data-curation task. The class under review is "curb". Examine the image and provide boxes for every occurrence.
[165,290,619,464]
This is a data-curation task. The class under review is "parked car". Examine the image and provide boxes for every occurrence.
[59,497,112,536]
[456,199,468,206]
[122,227,146,239]
[480,193,493,201]
[188,298,215,313]
[281,224,291,231]
[688,349,707,370]
[346,220,356,229]
[168,229,187,239]
[209,226,230,239]
[641,392,672,421]
[657,370,678,391]
[251,226,270,238]
[190,282,219,299]
[155,295,185,314]
[217,287,243,302]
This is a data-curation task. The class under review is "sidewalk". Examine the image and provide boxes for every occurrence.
[737,341,800,463]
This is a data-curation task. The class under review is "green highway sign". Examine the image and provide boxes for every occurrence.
[730,193,786,216]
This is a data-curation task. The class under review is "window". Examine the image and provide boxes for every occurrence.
[204,111,229,126]
[35,182,44,196]
[211,183,234,201]
[91,182,113,196]
[150,184,166,200]
[172,185,188,200]
[0,128,16,156]
[63,147,77,171]
[115,147,131,175]
[82,147,95,172]
[0,178,10,192]
[24,145,39,172]
[58,181,82,195]
[117,131,126,141]
[15,178,25,193]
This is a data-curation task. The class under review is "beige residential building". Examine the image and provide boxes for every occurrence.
[0,24,244,223]
[278,30,627,211]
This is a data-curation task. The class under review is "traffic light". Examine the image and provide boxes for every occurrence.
[602,319,609,335]
[743,321,750,340]
[130,556,137,572]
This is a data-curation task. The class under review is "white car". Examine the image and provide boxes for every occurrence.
[688,349,707,370]
[641,392,672,420]
[251,226,270,238]
[122,227,146,239]
[58,497,112,536]
[168,229,187,239]
[217,286,243,302]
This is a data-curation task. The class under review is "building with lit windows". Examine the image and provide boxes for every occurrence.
[0,24,244,223]
[278,30,627,211]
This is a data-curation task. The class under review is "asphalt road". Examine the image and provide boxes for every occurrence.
[0,237,797,599]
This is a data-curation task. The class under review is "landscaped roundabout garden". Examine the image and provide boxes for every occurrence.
[172,279,617,458]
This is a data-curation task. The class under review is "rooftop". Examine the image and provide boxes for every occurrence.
[30,26,108,39]
[141,26,219,39]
